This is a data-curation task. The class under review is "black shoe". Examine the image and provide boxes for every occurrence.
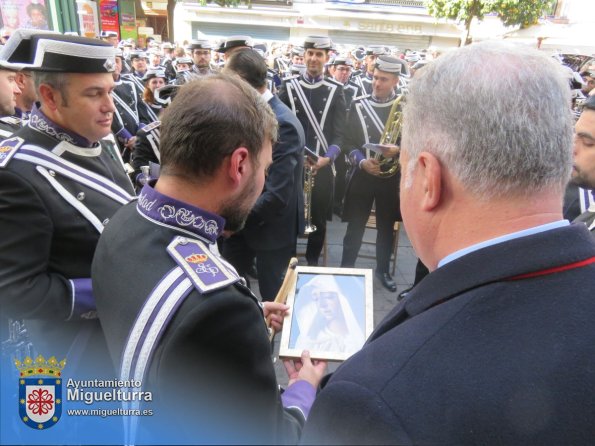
[376,272,397,292]
[397,286,413,301]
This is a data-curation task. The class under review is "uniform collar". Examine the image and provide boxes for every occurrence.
[28,103,96,148]
[371,92,397,104]
[136,183,225,243]
[303,72,323,84]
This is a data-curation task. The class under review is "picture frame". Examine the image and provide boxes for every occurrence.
[279,266,374,362]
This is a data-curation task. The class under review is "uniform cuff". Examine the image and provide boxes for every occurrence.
[68,278,96,320]
[325,145,341,162]
[281,380,317,420]
[116,128,133,141]
[349,149,365,167]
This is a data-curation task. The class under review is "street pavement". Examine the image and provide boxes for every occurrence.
[247,214,419,384]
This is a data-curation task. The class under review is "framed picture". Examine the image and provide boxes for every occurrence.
[279,267,374,362]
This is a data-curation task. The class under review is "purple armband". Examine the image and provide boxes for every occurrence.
[281,380,317,419]
[325,145,341,162]
[68,278,96,320]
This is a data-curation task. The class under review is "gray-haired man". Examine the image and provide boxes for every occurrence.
[302,41,595,444]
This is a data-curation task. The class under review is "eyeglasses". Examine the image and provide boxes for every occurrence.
[336,67,352,72]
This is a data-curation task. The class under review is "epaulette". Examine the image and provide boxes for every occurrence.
[167,236,240,294]
[0,116,22,126]
[0,137,24,168]
[140,121,161,133]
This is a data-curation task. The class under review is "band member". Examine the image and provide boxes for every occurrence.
[92,73,325,444]
[111,48,144,160]
[341,56,402,292]
[0,59,21,138]
[352,46,385,95]
[327,55,360,216]
[278,35,346,266]
[0,33,135,378]
[188,39,216,76]
[141,68,167,121]
[328,56,359,110]
[100,30,119,48]
[215,35,254,63]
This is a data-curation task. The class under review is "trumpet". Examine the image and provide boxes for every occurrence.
[303,157,317,235]
[374,94,404,178]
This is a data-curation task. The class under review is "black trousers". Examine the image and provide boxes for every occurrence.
[222,233,295,302]
[305,165,333,266]
[341,170,399,274]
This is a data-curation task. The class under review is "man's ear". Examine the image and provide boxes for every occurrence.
[38,84,60,112]
[15,73,26,90]
[227,147,249,186]
[418,152,442,211]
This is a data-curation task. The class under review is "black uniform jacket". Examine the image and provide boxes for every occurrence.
[0,121,135,373]
[130,120,161,180]
[342,95,400,222]
[243,95,305,250]
[278,74,346,158]
[302,224,595,444]
[0,115,21,139]
[93,185,305,444]
[111,77,143,144]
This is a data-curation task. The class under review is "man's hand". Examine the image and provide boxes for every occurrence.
[284,350,327,388]
[312,156,331,173]
[361,158,381,176]
[125,136,137,150]
[263,302,289,333]
[379,143,400,159]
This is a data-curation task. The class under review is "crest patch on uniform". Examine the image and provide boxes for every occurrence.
[0,137,24,168]
[167,236,239,294]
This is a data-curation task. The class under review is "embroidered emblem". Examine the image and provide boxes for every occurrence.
[185,254,208,264]
[29,115,76,145]
[0,137,24,168]
[167,236,239,293]
[158,204,219,235]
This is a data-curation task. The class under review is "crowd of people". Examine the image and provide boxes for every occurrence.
[1,26,595,444]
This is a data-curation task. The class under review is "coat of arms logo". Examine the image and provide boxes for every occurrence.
[14,355,66,430]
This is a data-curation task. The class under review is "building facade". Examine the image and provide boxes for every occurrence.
[172,0,462,49]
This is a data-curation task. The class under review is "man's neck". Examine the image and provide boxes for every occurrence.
[154,175,222,216]
[426,189,564,270]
